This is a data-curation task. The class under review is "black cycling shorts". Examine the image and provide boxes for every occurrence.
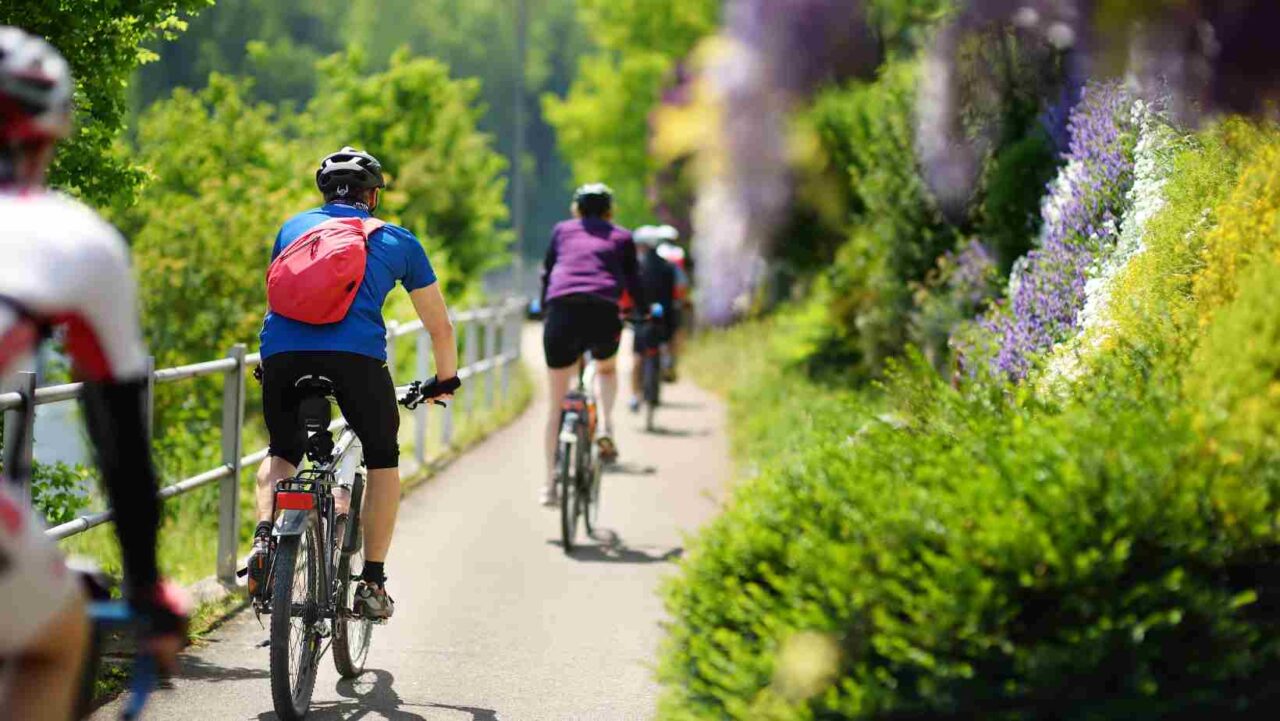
[543,295,622,369]
[262,351,400,469]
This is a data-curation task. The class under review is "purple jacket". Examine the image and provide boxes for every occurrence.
[541,218,644,307]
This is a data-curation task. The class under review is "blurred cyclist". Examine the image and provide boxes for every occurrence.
[654,224,690,382]
[628,226,677,413]
[0,27,187,720]
[539,183,643,506]
[247,147,460,621]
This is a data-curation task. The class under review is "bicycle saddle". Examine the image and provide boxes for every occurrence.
[294,374,336,397]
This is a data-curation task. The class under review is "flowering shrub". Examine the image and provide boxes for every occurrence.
[968,81,1136,380]
[1041,100,1184,384]
[908,239,1000,374]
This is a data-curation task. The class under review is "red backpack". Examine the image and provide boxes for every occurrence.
[266,216,385,325]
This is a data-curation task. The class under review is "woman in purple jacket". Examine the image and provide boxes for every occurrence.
[539,183,644,506]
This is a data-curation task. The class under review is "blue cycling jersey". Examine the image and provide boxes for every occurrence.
[259,203,436,361]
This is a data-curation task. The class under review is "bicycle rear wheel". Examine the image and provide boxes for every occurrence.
[558,439,578,553]
[269,521,324,721]
[332,513,372,678]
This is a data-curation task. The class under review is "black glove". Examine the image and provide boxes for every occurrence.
[421,374,461,398]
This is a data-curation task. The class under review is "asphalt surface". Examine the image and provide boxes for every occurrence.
[92,324,730,721]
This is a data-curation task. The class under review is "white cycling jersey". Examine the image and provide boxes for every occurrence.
[0,190,148,381]
[0,189,148,654]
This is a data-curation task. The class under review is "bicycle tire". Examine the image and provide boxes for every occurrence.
[643,353,660,432]
[583,440,603,536]
[269,523,323,721]
[331,513,372,678]
[558,439,577,553]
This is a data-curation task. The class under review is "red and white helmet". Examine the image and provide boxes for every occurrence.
[0,27,73,143]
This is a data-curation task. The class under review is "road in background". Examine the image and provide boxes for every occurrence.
[93,323,730,720]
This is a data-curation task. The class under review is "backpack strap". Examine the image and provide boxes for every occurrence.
[361,218,386,238]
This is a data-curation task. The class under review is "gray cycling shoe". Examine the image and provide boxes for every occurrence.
[353,580,395,621]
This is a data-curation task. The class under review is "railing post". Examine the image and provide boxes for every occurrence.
[463,316,479,419]
[484,310,498,409]
[144,356,156,444]
[415,330,429,468]
[500,306,511,402]
[217,344,246,588]
[2,371,37,501]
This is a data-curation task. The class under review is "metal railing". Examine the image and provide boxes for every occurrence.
[0,299,526,586]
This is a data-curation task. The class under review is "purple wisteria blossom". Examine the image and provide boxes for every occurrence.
[970,81,1136,380]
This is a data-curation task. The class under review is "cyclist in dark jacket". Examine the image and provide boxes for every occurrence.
[628,226,677,411]
[539,183,643,506]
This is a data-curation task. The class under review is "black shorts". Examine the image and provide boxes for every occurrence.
[262,351,400,469]
[543,295,622,369]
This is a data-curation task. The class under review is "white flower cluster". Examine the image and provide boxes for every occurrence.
[1077,100,1179,334]
[1040,99,1180,388]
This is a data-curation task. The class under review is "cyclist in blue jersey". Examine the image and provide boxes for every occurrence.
[248,147,460,620]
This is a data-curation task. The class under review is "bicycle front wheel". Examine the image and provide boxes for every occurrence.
[558,439,578,553]
[270,522,324,721]
[332,513,372,678]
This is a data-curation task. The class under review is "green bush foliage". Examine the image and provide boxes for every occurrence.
[792,62,957,378]
[665,330,1280,719]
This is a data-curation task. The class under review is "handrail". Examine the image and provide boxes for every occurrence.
[1,298,527,585]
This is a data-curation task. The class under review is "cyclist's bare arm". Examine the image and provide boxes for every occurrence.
[0,592,89,721]
[409,282,458,388]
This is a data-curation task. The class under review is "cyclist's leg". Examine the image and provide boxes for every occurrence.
[330,354,400,570]
[0,487,89,721]
[1,594,89,721]
[586,304,624,444]
[257,353,306,525]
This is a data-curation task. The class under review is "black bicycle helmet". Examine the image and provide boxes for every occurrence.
[0,27,73,143]
[316,146,386,200]
[573,182,613,217]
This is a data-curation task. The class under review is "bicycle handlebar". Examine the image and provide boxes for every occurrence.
[398,375,462,410]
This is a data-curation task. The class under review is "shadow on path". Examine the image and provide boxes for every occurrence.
[176,652,271,684]
[640,425,710,439]
[260,669,501,721]
[547,531,683,565]
[651,400,704,411]
[604,461,658,476]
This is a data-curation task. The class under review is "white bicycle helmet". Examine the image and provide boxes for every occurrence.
[0,27,73,143]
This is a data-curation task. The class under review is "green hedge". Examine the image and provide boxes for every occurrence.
[662,325,1280,719]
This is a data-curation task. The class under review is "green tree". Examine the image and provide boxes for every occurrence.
[310,49,511,300]
[0,0,211,205]
[543,0,719,226]
[137,0,588,264]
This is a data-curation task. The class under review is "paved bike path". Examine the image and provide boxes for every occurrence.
[92,324,730,721]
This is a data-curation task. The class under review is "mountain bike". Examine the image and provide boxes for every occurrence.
[631,313,664,432]
[256,375,446,721]
[555,354,603,553]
